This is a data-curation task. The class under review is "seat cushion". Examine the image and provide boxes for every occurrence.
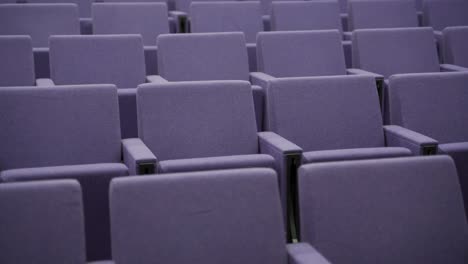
[158,154,276,173]
[1,163,128,261]
[302,147,412,163]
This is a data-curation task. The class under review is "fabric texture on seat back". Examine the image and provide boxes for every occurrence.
[389,72,468,143]
[110,168,286,264]
[298,156,468,264]
[0,180,86,264]
[0,4,80,47]
[257,30,346,77]
[348,0,418,31]
[190,2,263,44]
[92,3,169,46]
[50,35,146,88]
[423,0,468,31]
[267,75,384,151]
[271,1,343,33]
[137,80,258,160]
[0,36,35,86]
[25,0,91,17]
[443,26,468,67]
[157,32,249,81]
[0,85,122,170]
[352,27,440,78]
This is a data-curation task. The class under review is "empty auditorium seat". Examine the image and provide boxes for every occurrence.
[298,156,468,263]
[423,0,468,31]
[190,1,263,71]
[110,168,331,264]
[24,0,91,17]
[443,26,468,67]
[269,1,352,67]
[0,180,88,263]
[347,0,418,31]
[352,27,466,122]
[92,2,170,75]
[156,32,264,129]
[0,4,80,78]
[0,36,35,86]
[0,85,155,261]
[387,71,468,218]
[47,34,150,138]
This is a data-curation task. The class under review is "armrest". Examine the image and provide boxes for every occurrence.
[287,243,331,264]
[36,78,55,87]
[347,68,385,105]
[259,131,302,241]
[122,138,157,175]
[250,72,275,89]
[343,31,352,41]
[169,11,188,33]
[384,125,438,155]
[440,64,468,72]
[146,75,168,84]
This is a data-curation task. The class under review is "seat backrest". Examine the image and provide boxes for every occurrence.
[443,26,468,67]
[190,2,263,44]
[270,1,343,33]
[257,30,346,77]
[174,0,236,13]
[423,0,468,31]
[260,0,306,15]
[137,81,258,160]
[0,85,122,170]
[110,168,286,264]
[0,4,80,47]
[50,35,146,88]
[298,156,468,264]
[388,72,468,143]
[92,3,169,46]
[24,0,92,17]
[348,0,418,31]
[352,27,440,78]
[267,75,384,151]
[0,36,35,86]
[0,180,86,263]
[157,32,249,81]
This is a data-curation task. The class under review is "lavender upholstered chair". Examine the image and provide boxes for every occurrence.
[155,32,265,130]
[110,168,331,264]
[0,85,155,261]
[190,1,263,71]
[92,2,172,75]
[252,30,382,128]
[298,156,468,263]
[352,27,467,123]
[24,0,92,17]
[0,4,80,78]
[46,34,153,138]
[259,0,306,30]
[0,36,35,86]
[0,180,87,264]
[135,80,303,240]
[269,1,352,67]
[347,0,418,31]
[443,26,468,67]
[388,71,468,219]
[422,0,468,31]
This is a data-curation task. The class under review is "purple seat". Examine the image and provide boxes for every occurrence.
[348,0,418,31]
[48,34,148,138]
[443,26,468,67]
[24,0,91,17]
[0,36,35,86]
[269,1,352,67]
[92,2,170,75]
[136,80,305,238]
[0,85,155,261]
[190,1,263,71]
[423,0,468,31]
[388,71,468,218]
[298,156,468,263]
[0,180,87,263]
[0,4,80,78]
[110,168,331,264]
[156,32,264,130]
